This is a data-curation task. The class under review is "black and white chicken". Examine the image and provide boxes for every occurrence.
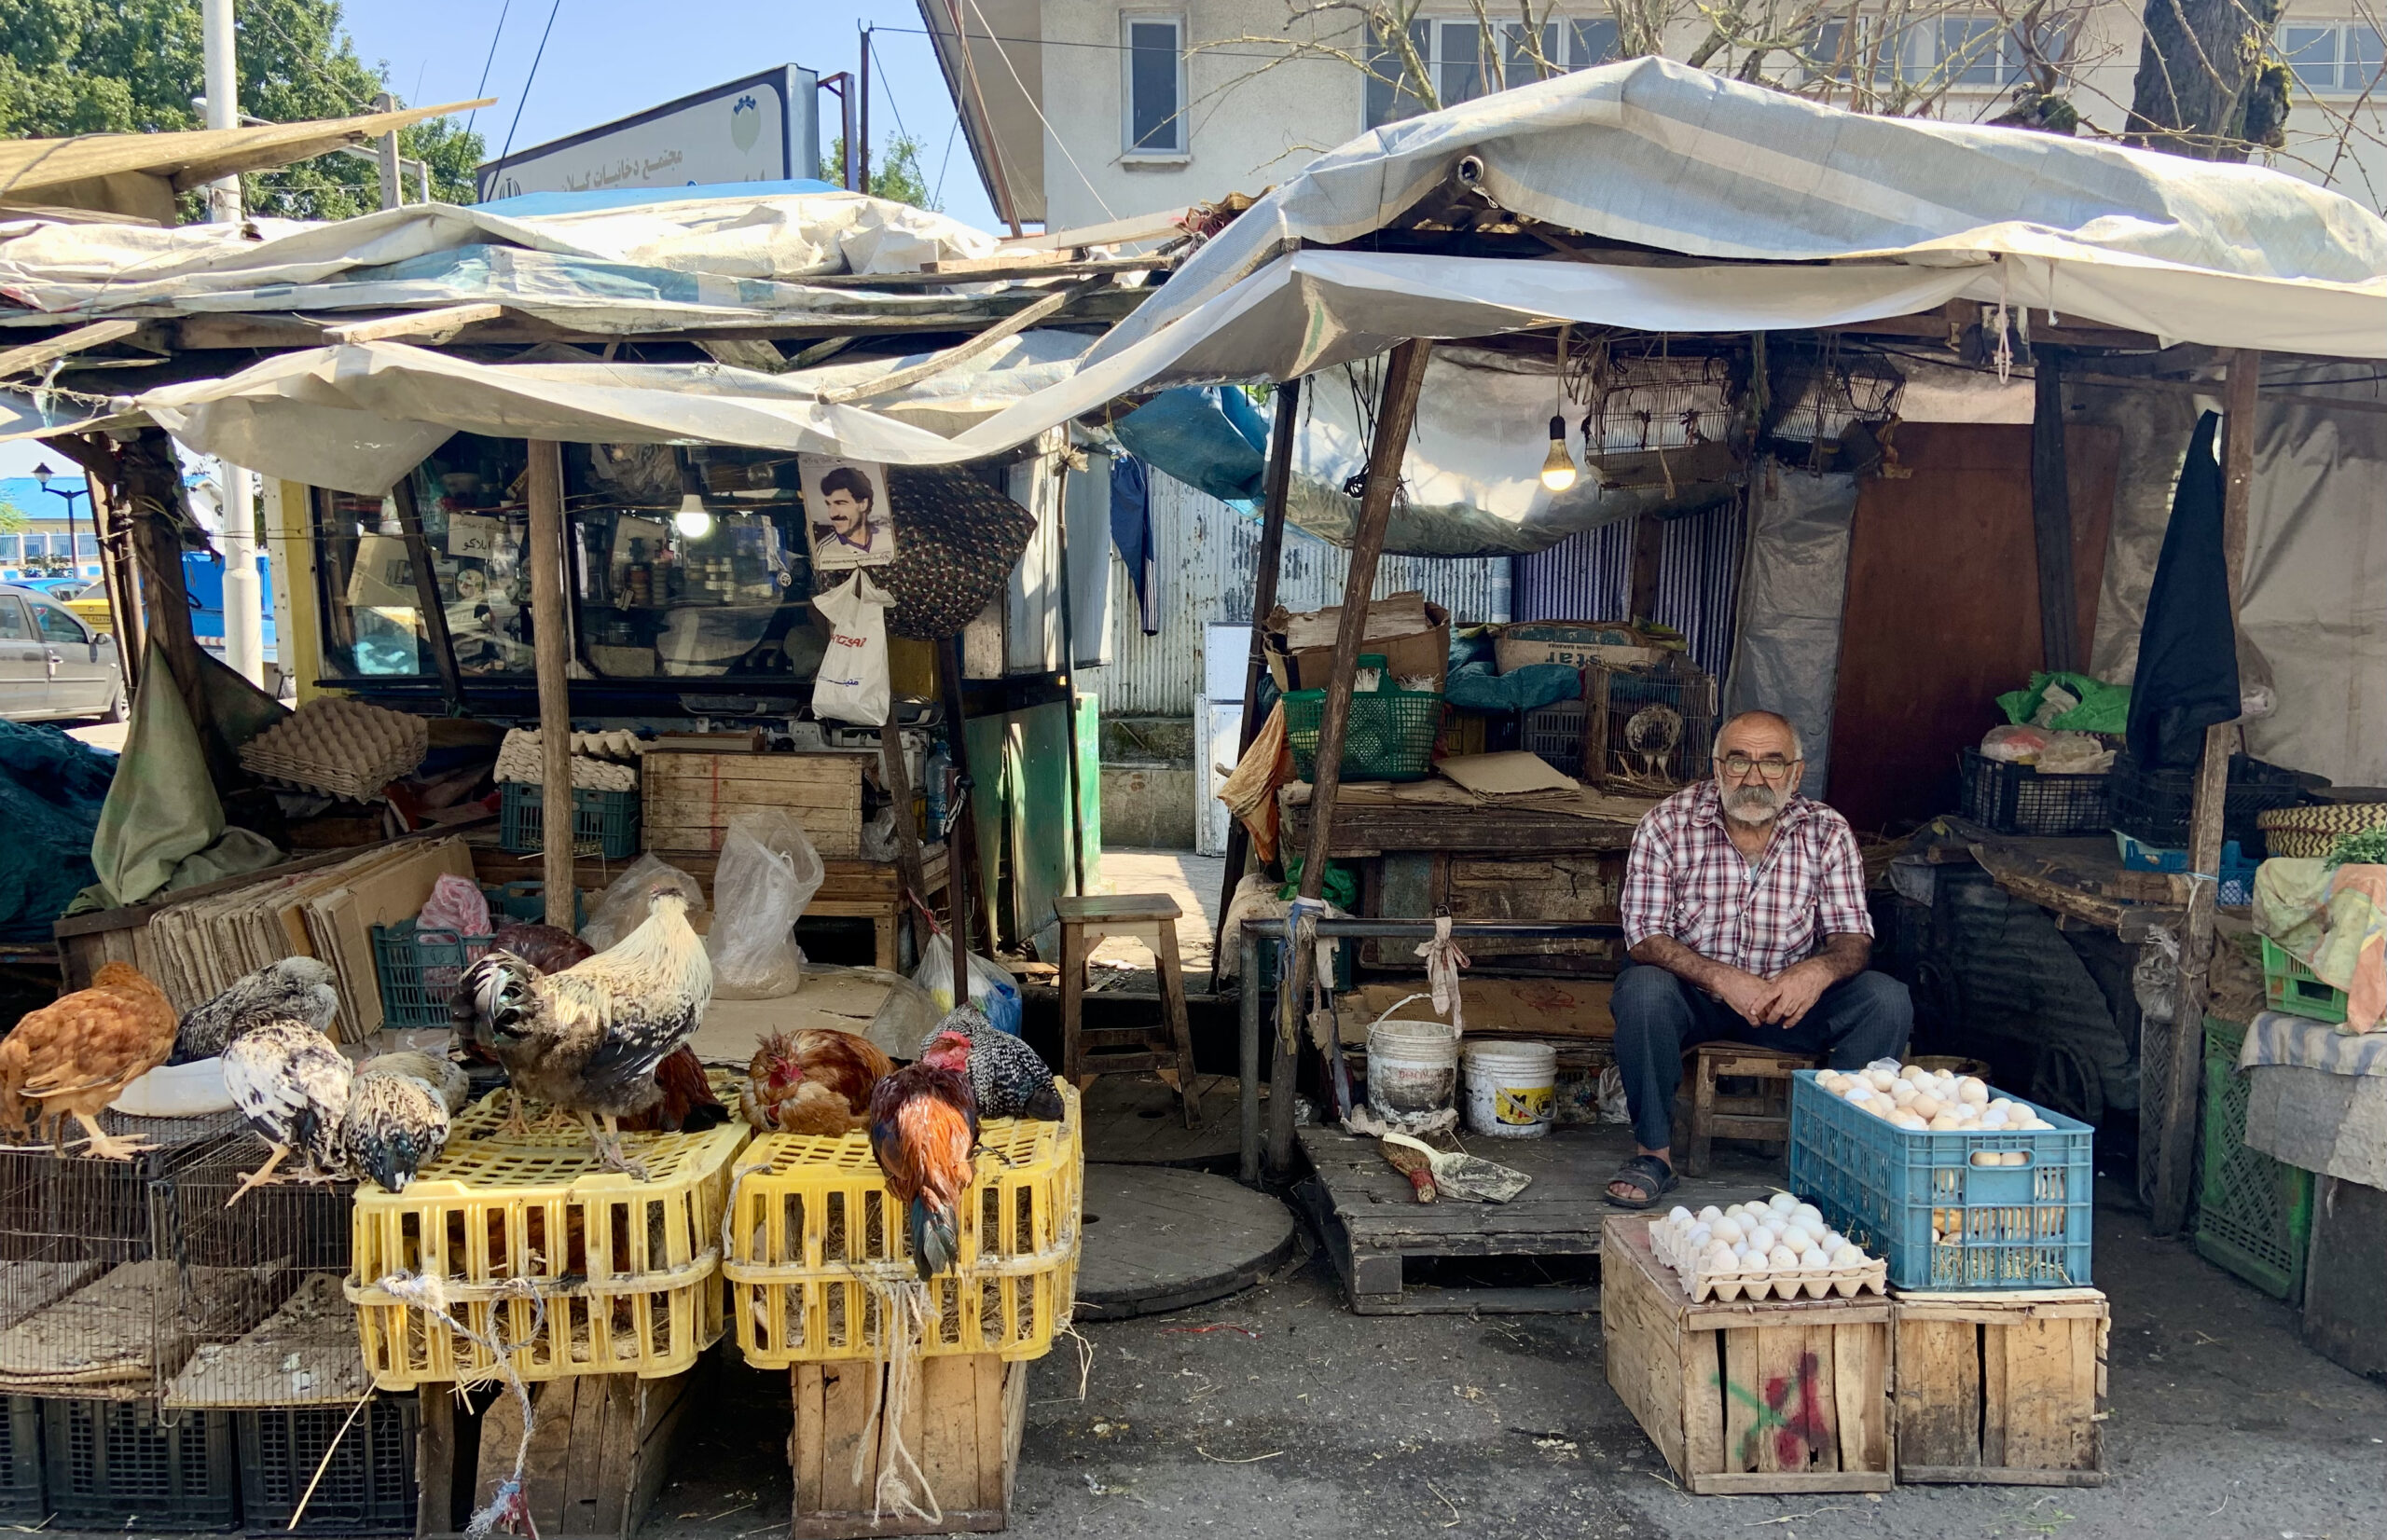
[221,1018,353,1204]
[173,957,338,1065]
[338,1053,465,1195]
[454,885,712,1176]
[918,1005,1065,1121]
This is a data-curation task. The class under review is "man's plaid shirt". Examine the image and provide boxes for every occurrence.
[1620,781,1873,978]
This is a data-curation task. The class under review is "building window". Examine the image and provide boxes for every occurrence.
[2283,22,2385,94]
[1367,15,1624,130]
[1808,12,2068,89]
[1123,13,1187,156]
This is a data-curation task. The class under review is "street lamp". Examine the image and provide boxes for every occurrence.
[30,463,90,581]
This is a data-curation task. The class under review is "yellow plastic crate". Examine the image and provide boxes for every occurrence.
[723,1079,1082,1367]
[344,1120,749,1389]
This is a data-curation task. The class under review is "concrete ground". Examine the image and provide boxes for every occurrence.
[1085,848,1227,975]
[65,720,125,752]
[657,1181,2383,1540]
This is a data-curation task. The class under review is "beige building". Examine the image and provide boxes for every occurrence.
[920,2,2387,233]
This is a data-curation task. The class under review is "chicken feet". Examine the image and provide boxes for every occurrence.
[66,1112,153,1162]
[578,1113,650,1179]
[225,1142,291,1205]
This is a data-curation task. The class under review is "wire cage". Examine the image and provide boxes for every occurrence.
[1762,341,1906,468]
[1576,345,1746,492]
[156,1138,366,1410]
[0,1111,244,1402]
[1527,658,1720,794]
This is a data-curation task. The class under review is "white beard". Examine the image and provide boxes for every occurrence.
[1722,787,1780,826]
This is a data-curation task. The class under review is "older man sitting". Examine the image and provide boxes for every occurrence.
[1603,709,1911,1208]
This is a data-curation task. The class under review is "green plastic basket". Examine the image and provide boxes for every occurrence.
[1280,688,1443,783]
[2259,936,2349,1024]
[2195,1015,2313,1301]
[500,781,641,859]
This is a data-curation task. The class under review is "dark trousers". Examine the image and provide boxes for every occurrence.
[1611,963,1913,1155]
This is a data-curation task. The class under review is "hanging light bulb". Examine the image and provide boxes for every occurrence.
[1538,414,1578,492]
[674,492,714,539]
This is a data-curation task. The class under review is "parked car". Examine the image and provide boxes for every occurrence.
[0,584,125,722]
[62,579,112,635]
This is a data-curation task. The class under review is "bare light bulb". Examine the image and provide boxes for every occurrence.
[1538,414,1578,492]
[673,493,714,539]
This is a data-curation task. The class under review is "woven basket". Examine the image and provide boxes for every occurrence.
[2256,802,2387,859]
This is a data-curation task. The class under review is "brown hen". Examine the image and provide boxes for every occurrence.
[0,962,178,1159]
[738,1029,893,1136]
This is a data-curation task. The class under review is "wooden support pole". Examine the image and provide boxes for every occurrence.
[391,474,463,713]
[935,634,987,962]
[1628,512,1665,626]
[1215,377,1302,962]
[2030,349,2080,673]
[878,722,929,936]
[525,440,575,930]
[121,429,232,786]
[40,433,141,693]
[2150,349,2258,1239]
[1052,456,1087,898]
[1272,339,1432,1174]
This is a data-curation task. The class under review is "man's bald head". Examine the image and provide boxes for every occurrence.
[1715,711,1802,763]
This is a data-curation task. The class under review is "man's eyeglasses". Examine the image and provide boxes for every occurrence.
[1715,752,1801,783]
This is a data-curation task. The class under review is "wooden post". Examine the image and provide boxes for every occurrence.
[878,721,930,952]
[2150,349,2258,1239]
[391,474,464,712]
[1214,377,1302,961]
[2030,348,2080,672]
[935,634,986,962]
[120,429,233,785]
[1272,339,1431,1173]
[525,441,575,930]
[41,433,142,693]
[1628,511,1665,625]
[1052,457,1086,898]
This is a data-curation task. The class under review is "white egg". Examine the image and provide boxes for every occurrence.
[1769,1191,1799,1214]
[1767,1244,1800,1271]
[1792,1203,1823,1230]
[1901,1064,1930,1083]
[1830,1244,1866,1267]
[1668,1205,1693,1227]
[1781,1224,1815,1252]
[1988,1099,2015,1117]
[1712,1218,1745,1245]
[1736,1244,1764,1266]
[1746,1225,1777,1253]
[1866,1069,1897,1092]
[1981,1111,2009,1128]
[2006,1150,2032,1166]
[1798,1248,1828,1271]
[1704,1242,1739,1271]
[1890,1109,1928,1131]
[1929,1112,1963,1131]
[1688,1228,1713,1252]
[1958,1079,1990,1106]
[1817,1071,1845,1093]
[1889,1079,1920,1105]
[1969,1150,2001,1167]
[1697,1206,1723,1224]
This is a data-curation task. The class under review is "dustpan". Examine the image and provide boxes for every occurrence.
[1380,1133,1532,1203]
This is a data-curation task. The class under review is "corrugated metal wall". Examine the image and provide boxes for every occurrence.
[1510,497,1750,681]
[1083,471,1513,717]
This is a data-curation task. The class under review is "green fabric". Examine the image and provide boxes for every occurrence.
[1996,670,2132,734]
[87,643,286,909]
[1074,691,1102,899]
[1280,858,1359,912]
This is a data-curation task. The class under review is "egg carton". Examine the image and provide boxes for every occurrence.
[1647,1219,1888,1303]
[494,752,639,791]
[239,698,429,802]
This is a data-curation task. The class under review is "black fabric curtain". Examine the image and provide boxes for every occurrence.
[2126,411,2240,770]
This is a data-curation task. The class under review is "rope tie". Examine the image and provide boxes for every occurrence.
[1415,915,1471,1037]
[378,1271,547,1539]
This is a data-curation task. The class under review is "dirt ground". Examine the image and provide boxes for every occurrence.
[654,1180,2383,1540]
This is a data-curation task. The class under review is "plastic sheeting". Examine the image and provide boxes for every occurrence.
[0,723,112,943]
[1722,460,1860,798]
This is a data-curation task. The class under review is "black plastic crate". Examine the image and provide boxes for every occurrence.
[42,1400,239,1532]
[2109,752,2310,851]
[1957,749,2113,836]
[0,1396,41,1519]
[239,1399,418,1535]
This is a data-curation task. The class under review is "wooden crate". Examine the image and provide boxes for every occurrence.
[415,1371,693,1540]
[1600,1215,1894,1495]
[1892,1289,2108,1486]
[642,749,871,859]
[790,1354,1028,1539]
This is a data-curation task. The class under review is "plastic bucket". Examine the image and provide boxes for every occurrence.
[1367,1017,1459,1121]
[1463,1040,1558,1138]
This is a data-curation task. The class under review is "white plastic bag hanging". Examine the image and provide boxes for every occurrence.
[579,854,707,952]
[811,572,891,726]
[706,808,826,999]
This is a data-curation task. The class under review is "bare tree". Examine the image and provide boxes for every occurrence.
[2125,0,2290,158]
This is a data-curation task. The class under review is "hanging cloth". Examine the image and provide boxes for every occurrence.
[1109,454,1159,636]
[2127,412,2242,770]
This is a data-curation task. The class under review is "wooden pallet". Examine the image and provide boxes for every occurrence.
[1601,1214,1894,1495]
[1892,1289,2108,1486]
[1295,1123,1782,1314]
[790,1354,1028,1539]
[642,749,870,858]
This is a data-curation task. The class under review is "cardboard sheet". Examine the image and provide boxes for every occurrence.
[1435,751,1579,797]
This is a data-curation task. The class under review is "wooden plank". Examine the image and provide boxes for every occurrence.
[1679,1326,1725,1487]
[1690,1470,1893,1495]
[416,1384,459,1540]
[792,1367,826,1519]
[527,440,574,929]
[323,302,505,344]
[642,752,874,781]
[0,319,139,379]
[972,1353,1007,1511]
[1839,1321,1891,1477]
[1895,1318,1980,1467]
[1997,1316,2096,1474]
[1898,1465,2107,1487]
[816,276,1114,404]
[816,1362,875,1517]
[1722,1327,1760,1475]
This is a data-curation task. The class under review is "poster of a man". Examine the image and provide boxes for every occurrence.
[799,457,895,570]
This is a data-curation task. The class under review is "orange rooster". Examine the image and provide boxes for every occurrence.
[0,962,179,1159]
[869,1030,977,1280]
[738,1029,894,1137]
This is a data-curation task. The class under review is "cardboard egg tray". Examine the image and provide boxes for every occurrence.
[1647,1217,1889,1303]
[239,697,428,801]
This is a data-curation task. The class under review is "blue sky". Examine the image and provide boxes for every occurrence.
[340,0,1002,233]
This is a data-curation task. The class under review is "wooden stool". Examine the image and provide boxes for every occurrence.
[1056,894,1203,1127]
[1678,1041,1819,1176]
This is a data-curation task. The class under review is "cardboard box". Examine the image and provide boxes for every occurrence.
[1493,619,1676,675]
[1264,592,1450,693]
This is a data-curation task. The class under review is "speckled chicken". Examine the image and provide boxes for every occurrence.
[338,1055,462,1195]
[1,961,180,1158]
[919,1006,1064,1121]
[172,957,339,1065]
[870,1031,978,1280]
[738,1029,893,1136]
[455,885,712,1176]
[221,1018,353,1203]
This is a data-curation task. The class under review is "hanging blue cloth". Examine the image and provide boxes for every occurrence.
[1110,454,1158,636]
[1113,387,1268,502]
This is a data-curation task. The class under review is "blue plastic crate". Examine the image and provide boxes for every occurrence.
[1787,1071,2094,1290]
[2112,833,2256,905]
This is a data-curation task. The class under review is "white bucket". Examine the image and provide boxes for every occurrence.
[1367,1016,1460,1122]
[1463,1040,1558,1138]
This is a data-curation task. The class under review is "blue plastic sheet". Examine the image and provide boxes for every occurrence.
[1112,387,1269,503]
[1441,661,1584,714]
[0,723,113,942]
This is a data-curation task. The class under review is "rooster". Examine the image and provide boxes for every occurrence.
[173,957,339,1065]
[738,1029,893,1136]
[0,962,179,1159]
[869,1030,978,1280]
[221,1018,353,1203]
[454,885,711,1176]
[338,1054,462,1195]
[920,1006,1065,1121]
[618,1047,731,1134]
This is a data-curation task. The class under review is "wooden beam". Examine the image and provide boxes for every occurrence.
[1275,337,1433,1174]
[800,254,1168,286]
[2071,372,2387,417]
[1628,512,1664,625]
[2150,348,2258,1240]
[123,429,232,787]
[0,320,140,379]
[935,634,988,958]
[525,440,575,929]
[998,208,1190,252]
[1215,378,1302,964]
[321,303,505,345]
[814,277,1113,405]
[2030,349,2079,672]
[390,474,463,712]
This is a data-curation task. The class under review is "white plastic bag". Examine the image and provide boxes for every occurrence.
[912,930,1023,1037]
[579,853,707,953]
[811,572,891,726]
[706,808,826,999]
